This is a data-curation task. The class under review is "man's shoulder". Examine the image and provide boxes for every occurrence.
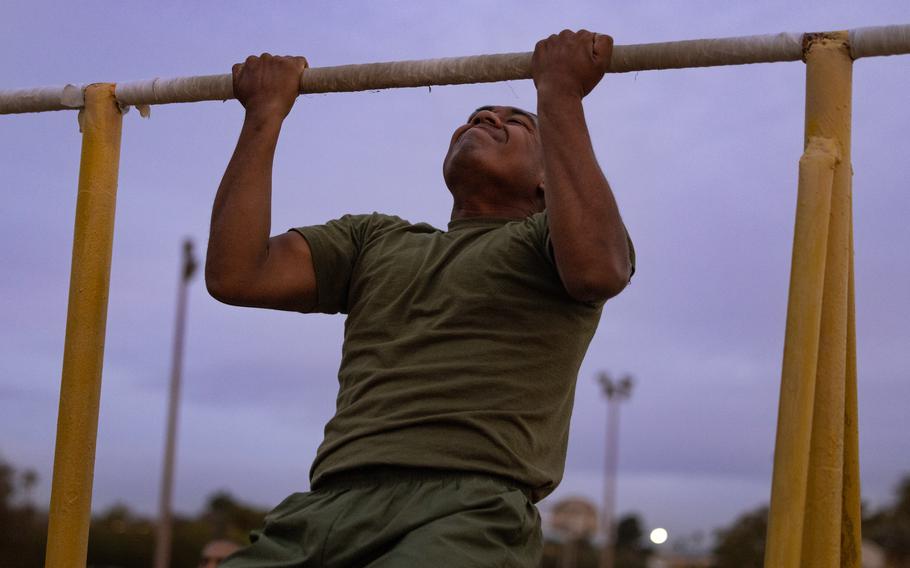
[501,210,549,243]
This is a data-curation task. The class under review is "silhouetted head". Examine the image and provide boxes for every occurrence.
[198,539,241,567]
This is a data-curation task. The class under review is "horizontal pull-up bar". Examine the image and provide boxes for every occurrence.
[1,23,908,115]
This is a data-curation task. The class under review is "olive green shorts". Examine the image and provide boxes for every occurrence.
[221,467,542,568]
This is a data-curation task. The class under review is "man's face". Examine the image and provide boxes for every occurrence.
[443,105,543,195]
[198,540,241,567]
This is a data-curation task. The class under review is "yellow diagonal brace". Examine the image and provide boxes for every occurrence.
[765,134,838,568]
[45,83,123,568]
[841,208,862,568]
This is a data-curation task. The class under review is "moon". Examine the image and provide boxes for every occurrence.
[650,527,669,544]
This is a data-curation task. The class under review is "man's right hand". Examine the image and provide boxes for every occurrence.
[232,54,309,121]
[207,53,318,313]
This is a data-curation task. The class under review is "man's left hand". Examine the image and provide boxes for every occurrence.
[531,29,613,99]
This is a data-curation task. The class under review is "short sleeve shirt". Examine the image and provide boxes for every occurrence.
[292,212,633,502]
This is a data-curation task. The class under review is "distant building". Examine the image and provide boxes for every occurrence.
[541,497,601,568]
[645,552,713,568]
[550,497,599,541]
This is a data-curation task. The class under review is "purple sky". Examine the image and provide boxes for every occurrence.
[2,0,909,548]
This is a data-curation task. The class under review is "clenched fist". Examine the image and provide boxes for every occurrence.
[232,53,309,121]
[532,30,613,99]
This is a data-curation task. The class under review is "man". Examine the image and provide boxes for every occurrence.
[199,539,242,568]
[207,29,634,567]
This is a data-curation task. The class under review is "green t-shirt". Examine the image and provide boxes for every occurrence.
[293,212,633,502]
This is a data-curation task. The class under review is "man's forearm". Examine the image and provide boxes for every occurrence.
[206,113,284,293]
[538,91,631,301]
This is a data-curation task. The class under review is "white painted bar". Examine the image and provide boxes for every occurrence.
[1,24,908,115]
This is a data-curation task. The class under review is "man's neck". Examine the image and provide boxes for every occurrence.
[449,202,539,221]
[448,183,543,221]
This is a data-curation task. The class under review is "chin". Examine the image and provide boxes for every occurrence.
[444,145,485,182]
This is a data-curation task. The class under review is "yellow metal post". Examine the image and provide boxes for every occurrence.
[765,32,858,567]
[45,83,123,568]
[801,32,853,567]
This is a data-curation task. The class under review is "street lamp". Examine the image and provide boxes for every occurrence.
[597,372,634,568]
[153,238,198,568]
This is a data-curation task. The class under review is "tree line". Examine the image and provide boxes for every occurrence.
[713,476,910,567]
[0,457,267,568]
[3,455,909,567]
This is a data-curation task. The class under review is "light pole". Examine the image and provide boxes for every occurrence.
[153,238,197,568]
[597,372,633,568]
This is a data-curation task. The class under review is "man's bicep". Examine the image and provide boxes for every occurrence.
[253,231,319,312]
